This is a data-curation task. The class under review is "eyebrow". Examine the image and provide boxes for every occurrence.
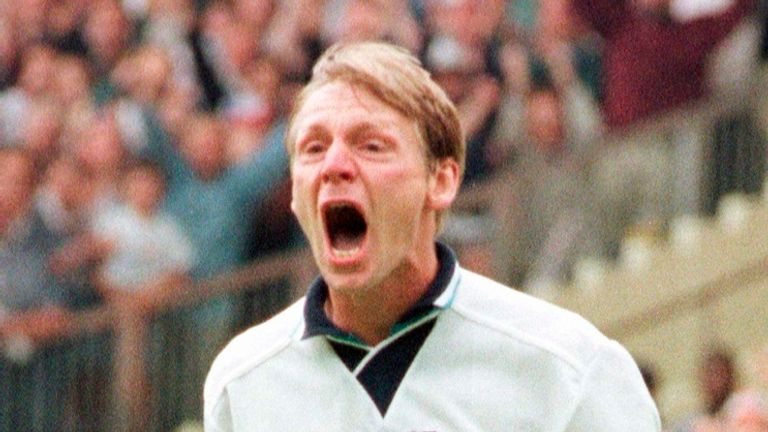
[346,122,391,142]
[295,124,331,144]
[297,120,396,142]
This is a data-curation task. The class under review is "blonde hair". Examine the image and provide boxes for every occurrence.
[286,41,465,177]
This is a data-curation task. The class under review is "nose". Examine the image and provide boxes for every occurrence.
[320,141,356,183]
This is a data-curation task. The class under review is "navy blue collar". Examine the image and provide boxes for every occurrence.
[302,242,457,344]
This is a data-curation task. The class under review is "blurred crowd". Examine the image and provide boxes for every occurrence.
[652,345,768,432]
[0,0,767,430]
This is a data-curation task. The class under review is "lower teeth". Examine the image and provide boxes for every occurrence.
[333,247,360,258]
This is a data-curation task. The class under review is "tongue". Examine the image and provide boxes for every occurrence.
[333,232,362,251]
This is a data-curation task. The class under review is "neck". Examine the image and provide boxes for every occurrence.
[325,243,439,346]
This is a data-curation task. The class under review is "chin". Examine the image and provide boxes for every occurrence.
[321,257,383,292]
[321,272,370,293]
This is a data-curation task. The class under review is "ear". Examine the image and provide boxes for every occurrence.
[426,158,460,212]
[289,178,298,216]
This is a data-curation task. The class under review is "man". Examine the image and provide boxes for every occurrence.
[506,83,599,292]
[0,148,73,430]
[136,110,288,424]
[205,41,660,431]
[571,0,754,130]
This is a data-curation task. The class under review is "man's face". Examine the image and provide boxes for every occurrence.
[124,167,164,217]
[525,90,565,156]
[77,118,124,174]
[290,82,452,293]
[180,121,226,181]
[338,1,386,43]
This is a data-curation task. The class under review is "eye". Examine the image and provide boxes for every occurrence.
[298,139,327,158]
[305,141,325,153]
[358,136,392,155]
[361,140,384,152]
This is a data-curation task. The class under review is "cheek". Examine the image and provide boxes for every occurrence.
[290,175,317,231]
[372,172,429,231]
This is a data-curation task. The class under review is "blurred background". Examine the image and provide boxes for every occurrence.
[0,0,767,430]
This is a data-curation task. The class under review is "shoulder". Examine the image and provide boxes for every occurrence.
[204,298,306,404]
[450,268,614,373]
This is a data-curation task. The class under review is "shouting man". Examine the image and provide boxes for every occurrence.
[204,41,660,431]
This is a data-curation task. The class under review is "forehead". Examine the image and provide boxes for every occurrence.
[293,82,415,135]
[287,81,426,154]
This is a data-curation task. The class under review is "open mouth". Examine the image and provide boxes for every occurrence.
[323,203,368,258]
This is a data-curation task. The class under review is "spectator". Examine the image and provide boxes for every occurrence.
[485,36,530,168]
[486,13,603,286]
[137,112,289,423]
[44,0,88,56]
[700,348,738,415]
[223,55,281,165]
[52,54,93,110]
[0,44,57,147]
[90,159,195,431]
[426,0,505,49]
[572,0,756,129]
[324,0,422,52]
[423,0,505,183]
[140,0,199,93]
[92,159,194,298]
[38,156,103,310]
[111,44,173,109]
[18,98,64,170]
[188,2,268,115]
[110,43,183,162]
[232,0,277,36]
[44,115,125,290]
[36,156,93,238]
[0,148,73,431]
[263,0,326,81]
[490,22,602,171]
[535,0,603,102]
[716,343,768,432]
[722,390,768,432]
[73,113,126,214]
[153,79,200,142]
[84,0,134,105]
[673,347,739,432]
[53,54,97,144]
[0,148,71,319]
[504,83,599,290]
[141,113,288,280]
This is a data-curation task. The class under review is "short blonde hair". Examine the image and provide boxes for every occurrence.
[286,41,465,177]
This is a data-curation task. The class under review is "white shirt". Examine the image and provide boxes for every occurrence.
[92,205,194,290]
[205,261,660,431]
